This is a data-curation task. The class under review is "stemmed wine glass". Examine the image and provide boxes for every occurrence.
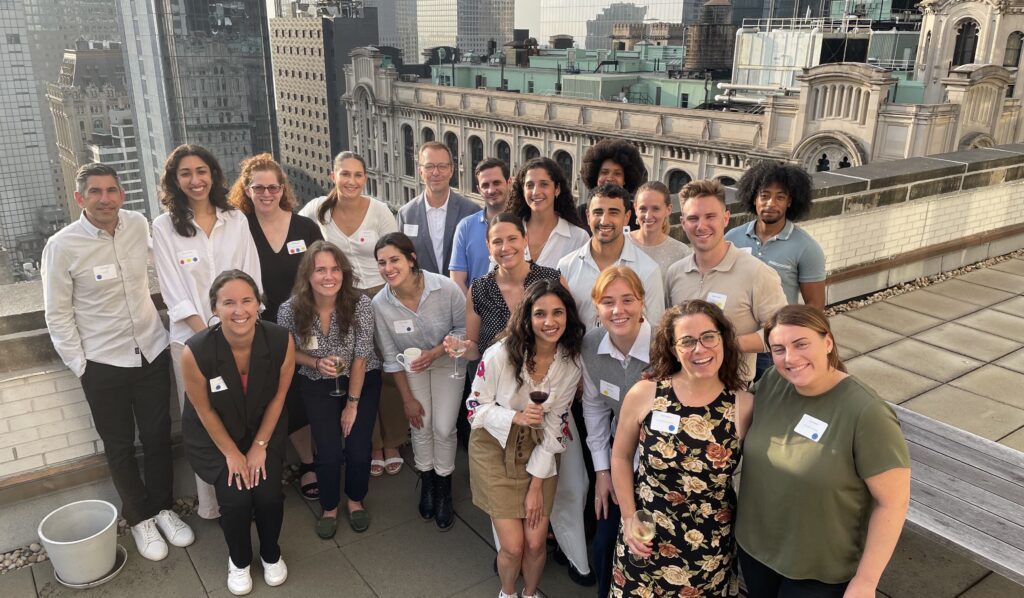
[328,355,345,397]
[449,333,467,379]
[527,375,550,429]
[629,509,656,566]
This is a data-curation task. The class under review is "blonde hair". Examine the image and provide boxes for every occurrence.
[636,181,672,233]
[765,305,847,373]
[590,265,646,305]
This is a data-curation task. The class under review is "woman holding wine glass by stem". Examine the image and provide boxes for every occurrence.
[610,301,753,597]
[277,241,381,537]
[464,279,585,598]
[371,232,467,531]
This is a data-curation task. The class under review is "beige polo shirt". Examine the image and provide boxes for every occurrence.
[665,242,787,381]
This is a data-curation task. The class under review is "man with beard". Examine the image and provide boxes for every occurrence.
[449,158,512,292]
[725,162,825,379]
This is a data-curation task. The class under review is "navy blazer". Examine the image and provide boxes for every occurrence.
[396,189,479,276]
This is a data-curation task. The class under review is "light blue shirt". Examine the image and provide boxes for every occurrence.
[448,209,492,285]
[725,220,826,305]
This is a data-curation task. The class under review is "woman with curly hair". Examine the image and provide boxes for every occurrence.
[228,153,323,501]
[153,144,262,520]
[467,279,585,598]
[578,138,648,231]
[610,301,753,597]
[505,157,589,269]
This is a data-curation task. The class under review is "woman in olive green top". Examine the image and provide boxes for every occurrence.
[736,305,910,598]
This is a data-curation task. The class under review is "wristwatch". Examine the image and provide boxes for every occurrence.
[347,395,360,404]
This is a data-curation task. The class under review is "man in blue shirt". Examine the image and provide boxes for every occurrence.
[725,161,826,378]
[448,158,511,293]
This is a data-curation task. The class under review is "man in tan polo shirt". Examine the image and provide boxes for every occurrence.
[665,179,787,382]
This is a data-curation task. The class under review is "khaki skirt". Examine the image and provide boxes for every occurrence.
[469,424,559,519]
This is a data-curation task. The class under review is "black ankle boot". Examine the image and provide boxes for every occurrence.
[418,470,436,520]
[434,473,454,531]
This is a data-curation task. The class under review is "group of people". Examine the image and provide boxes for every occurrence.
[41,136,910,598]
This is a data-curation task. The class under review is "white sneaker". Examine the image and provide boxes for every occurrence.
[228,557,252,596]
[154,509,195,547]
[262,556,288,587]
[131,518,168,561]
[498,591,519,598]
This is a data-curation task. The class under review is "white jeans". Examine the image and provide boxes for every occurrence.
[171,341,221,519]
[405,354,464,476]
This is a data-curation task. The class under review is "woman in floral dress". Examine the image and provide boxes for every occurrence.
[609,301,753,597]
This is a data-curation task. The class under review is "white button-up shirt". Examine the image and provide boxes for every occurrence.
[557,236,666,330]
[424,190,450,272]
[299,195,398,290]
[528,216,590,269]
[152,208,262,344]
[41,211,169,377]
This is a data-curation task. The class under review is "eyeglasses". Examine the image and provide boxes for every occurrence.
[420,163,452,172]
[674,331,722,352]
[248,184,283,195]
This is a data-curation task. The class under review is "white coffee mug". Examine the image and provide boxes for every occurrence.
[395,347,423,373]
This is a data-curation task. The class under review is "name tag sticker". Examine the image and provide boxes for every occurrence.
[177,249,200,266]
[92,264,117,281]
[286,240,307,254]
[356,230,374,245]
[794,414,828,442]
[209,376,227,393]
[394,319,415,334]
[706,292,727,310]
[403,224,419,237]
[599,380,621,402]
[304,336,318,351]
[650,411,681,434]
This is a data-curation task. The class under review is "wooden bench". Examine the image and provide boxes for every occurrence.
[894,404,1024,586]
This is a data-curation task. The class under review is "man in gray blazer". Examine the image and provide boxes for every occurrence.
[397,141,480,275]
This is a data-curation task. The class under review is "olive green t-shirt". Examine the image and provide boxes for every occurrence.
[736,369,910,583]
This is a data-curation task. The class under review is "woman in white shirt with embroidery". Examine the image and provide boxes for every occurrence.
[152,144,262,520]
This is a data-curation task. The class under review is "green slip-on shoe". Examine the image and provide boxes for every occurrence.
[348,508,371,533]
[316,515,338,539]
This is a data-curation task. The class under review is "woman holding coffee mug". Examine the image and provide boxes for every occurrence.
[372,232,467,531]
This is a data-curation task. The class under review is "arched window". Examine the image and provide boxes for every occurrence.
[1004,31,1024,68]
[402,124,415,176]
[421,127,435,143]
[495,140,511,169]
[553,150,574,191]
[444,132,460,188]
[469,136,484,192]
[816,154,831,172]
[952,20,980,67]
[523,144,540,162]
[717,176,737,187]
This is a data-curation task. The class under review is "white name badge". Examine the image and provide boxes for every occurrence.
[286,240,307,254]
[403,224,419,237]
[794,414,829,442]
[394,319,415,334]
[355,230,374,245]
[92,264,117,281]
[599,380,621,402]
[304,336,319,351]
[650,410,681,434]
[706,292,728,310]
[177,249,200,266]
[209,376,228,393]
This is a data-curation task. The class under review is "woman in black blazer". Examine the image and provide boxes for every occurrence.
[181,270,295,596]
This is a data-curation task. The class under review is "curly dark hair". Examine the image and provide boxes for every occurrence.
[160,144,233,237]
[736,161,813,222]
[506,157,585,229]
[579,138,648,193]
[504,279,585,390]
[289,241,362,351]
[227,153,298,215]
[647,301,747,390]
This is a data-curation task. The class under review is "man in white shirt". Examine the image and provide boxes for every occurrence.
[42,164,194,562]
[396,141,479,275]
[558,183,665,330]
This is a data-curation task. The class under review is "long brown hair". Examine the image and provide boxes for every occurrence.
[765,305,847,373]
[647,301,746,391]
[289,241,361,349]
[160,144,232,237]
[504,280,585,390]
[316,151,366,224]
[228,153,298,215]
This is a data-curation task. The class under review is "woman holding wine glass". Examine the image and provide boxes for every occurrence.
[371,232,467,532]
[277,241,381,537]
[465,279,585,598]
[610,301,753,596]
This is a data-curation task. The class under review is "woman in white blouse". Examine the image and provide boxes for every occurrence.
[299,151,406,476]
[505,157,590,269]
[465,279,585,598]
[152,144,262,520]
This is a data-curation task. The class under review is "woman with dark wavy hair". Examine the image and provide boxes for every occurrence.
[610,300,752,597]
[466,279,584,598]
[505,157,589,269]
[153,144,262,520]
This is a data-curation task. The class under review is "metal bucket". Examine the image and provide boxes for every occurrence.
[37,500,118,585]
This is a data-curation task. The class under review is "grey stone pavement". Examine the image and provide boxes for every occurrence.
[3,258,1024,597]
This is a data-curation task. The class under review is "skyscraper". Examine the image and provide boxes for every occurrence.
[416,0,513,56]
[536,1,684,48]
[365,0,418,62]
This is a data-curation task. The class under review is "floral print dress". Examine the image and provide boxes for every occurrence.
[612,379,740,597]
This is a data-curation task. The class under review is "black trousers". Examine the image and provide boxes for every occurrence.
[80,350,173,526]
[739,547,849,598]
[213,455,284,568]
[300,370,382,510]
[592,500,621,597]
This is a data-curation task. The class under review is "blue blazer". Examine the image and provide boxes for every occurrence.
[396,189,479,276]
